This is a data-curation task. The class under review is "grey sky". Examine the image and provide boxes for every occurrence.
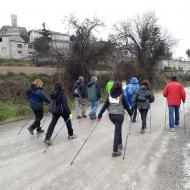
[1,0,189,58]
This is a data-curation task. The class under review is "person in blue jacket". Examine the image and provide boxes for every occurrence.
[26,79,50,135]
[125,76,139,122]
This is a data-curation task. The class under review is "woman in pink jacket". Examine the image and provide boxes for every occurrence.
[163,76,186,132]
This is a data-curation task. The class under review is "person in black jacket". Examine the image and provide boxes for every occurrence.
[26,79,50,135]
[133,80,155,134]
[44,81,77,145]
[97,81,132,157]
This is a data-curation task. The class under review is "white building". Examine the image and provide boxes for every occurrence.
[158,60,190,72]
[0,15,70,60]
[29,30,70,54]
[0,25,33,59]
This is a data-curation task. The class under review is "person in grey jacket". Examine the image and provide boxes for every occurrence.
[87,76,101,120]
[98,81,132,157]
[133,80,155,134]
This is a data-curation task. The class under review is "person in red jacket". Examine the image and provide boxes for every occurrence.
[163,75,186,132]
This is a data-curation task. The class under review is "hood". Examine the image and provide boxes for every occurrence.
[140,85,148,90]
[50,90,61,99]
[110,88,123,98]
[88,81,95,87]
[130,77,139,84]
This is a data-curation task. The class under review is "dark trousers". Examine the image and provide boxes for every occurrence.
[30,109,43,131]
[46,113,73,140]
[139,109,149,129]
[109,114,124,152]
[132,106,137,121]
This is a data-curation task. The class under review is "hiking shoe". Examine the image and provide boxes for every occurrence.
[76,115,82,119]
[175,124,180,128]
[118,144,123,150]
[170,128,175,132]
[140,129,145,134]
[28,127,34,135]
[112,151,122,157]
[68,134,77,140]
[44,139,52,145]
[37,129,44,134]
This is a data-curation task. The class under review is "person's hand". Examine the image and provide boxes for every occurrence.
[97,117,101,123]
[69,114,73,119]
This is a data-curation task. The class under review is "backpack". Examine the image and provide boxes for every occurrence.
[137,91,148,103]
[127,84,138,96]
[48,99,63,114]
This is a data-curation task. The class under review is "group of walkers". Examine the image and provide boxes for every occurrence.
[25,74,186,157]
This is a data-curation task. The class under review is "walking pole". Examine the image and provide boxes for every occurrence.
[150,105,152,133]
[70,121,99,165]
[43,115,72,153]
[164,101,167,130]
[17,117,31,135]
[123,118,133,160]
[183,103,186,134]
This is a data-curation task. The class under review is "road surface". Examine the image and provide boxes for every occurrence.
[0,90,190,190]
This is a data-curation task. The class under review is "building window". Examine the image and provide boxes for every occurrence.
[0,38,2,42]
[18,51,22,54]
[17,44,22,48]
[28,44,32,49]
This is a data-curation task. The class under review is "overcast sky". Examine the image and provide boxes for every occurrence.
[1,0,190,58]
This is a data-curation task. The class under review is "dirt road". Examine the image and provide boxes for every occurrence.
[0,90,190,190]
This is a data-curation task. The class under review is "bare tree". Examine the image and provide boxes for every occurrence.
[186,49,190,58]
[61,15,114,91]
[111,12,176,80]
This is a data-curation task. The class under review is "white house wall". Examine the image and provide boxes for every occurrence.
[0,36,11,59]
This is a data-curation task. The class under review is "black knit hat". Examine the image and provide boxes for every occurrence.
[171,75,177,81]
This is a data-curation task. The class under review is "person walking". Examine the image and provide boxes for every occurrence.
[163,75,186,132]
[97,81,132,157]
[106,75,115,94]
[73,76,87,119]
[44,81,77,145]
[133,80,155,134]
[87,76,101,120]
[26,79,50,135]
[125,76,139,122]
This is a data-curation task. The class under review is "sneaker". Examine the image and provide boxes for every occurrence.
[82,115,87,118]
[175,124,180,128]
[112,151,122,157]
[37,129,44,134]
[118,144,123,150]
[76,115,82,119]
[68,134,77,140]
[170,128,175,132]
[140,129,145,134]
[28,127,34,135]
[44,139,52,145]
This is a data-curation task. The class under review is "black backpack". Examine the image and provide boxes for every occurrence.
[137,91,148,103]
[48,99,63,114]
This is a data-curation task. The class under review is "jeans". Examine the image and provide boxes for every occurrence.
[46,113,73,140]
[139,109,149,130]
[109,114,124,152]
[75,98,86,117]
[30,109,43,131]
[168,106,180,128]
[89,100,99,116]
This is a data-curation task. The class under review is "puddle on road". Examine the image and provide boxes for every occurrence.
[183,143,190,189]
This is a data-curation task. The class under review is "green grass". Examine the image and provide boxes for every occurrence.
[0,101,33,123]
[0,59,33,66]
